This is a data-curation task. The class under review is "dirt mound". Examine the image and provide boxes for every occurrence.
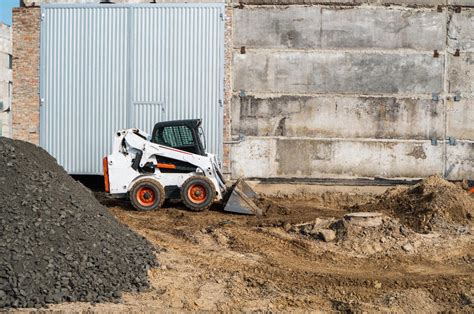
[254,197,291,216]
[351,175,473,233]
[0,138,157,308]
[269,191,377,210]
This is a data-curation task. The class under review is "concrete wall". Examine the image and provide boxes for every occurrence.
[232,96,443,140]
[20,0,474,5]
[235,0,468,5]
[234,52,444,95]
[0,23,12,138]
[233,6,446,50]
[231,4,474,180]
[444,8,474,180]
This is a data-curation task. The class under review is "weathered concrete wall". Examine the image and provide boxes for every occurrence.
[234,7,446,50]
[448,9,474,52]
[232,96,443,140]
[448,54,474,94]
[231,137,443,178]
[234,52,444,95]
[444,8,474,180]
[231,5,474,180]
[233,0,474,6]
[449,0,474,5]
[446,99,474,140]
[445,142,474,180]
[0,23,12,138]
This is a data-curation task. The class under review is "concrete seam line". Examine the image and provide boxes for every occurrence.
[230,92,448,99]
[240,4,449,10]
[232,49,447,54]
[237,136,474,144]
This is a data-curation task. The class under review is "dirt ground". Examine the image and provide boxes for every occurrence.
[25,186,473,313]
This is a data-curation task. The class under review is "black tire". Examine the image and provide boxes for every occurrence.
[129,178,165,211]
[180,176,216,212]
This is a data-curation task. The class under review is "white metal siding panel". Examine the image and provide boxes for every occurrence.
[132,6,224,156]
[132,102,165,133]
[40,4,225,174]
[40,6,129,174]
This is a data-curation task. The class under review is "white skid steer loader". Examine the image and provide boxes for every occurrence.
[103,119,261,214]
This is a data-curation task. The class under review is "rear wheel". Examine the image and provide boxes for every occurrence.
[129,179,165,211]
[181,176,216,212]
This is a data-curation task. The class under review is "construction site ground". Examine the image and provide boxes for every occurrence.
[25,184,473,313]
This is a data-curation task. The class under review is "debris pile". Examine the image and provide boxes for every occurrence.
[290,218,338,242]
[290,213,418,256]
[330,213,418,255]
[0,138,157,308]
[351,175,473,233]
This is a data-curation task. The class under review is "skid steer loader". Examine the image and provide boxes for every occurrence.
[103,119,261,214]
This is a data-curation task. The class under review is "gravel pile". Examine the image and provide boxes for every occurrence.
[0,138,157,308]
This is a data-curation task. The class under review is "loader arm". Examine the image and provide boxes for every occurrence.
[113,129,226,196]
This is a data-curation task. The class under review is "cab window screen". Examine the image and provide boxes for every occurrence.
[155,125,194,148]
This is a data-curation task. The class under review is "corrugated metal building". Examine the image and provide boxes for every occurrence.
[0,23,12,138]
[40,3,225,174]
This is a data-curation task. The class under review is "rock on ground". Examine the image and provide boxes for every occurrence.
[0,138,157,309]
[317,229,336,242]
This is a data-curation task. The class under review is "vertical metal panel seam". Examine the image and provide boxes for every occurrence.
[127,6,133,129]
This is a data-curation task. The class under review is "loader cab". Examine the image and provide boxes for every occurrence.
[151,119,207,156]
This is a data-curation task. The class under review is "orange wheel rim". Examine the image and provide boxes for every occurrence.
[188,184,207,204]
[137,187,156,206]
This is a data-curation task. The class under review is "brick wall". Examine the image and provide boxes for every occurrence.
[12,7,40,144]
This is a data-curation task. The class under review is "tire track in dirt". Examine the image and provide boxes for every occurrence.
[117,203,472,307]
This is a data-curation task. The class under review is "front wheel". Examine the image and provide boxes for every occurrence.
[180,176,216,212]
[129,179,165,211]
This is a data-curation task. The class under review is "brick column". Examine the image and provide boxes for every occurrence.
[12,7,41,144]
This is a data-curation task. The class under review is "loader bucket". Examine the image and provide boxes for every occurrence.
[223,179,262,215]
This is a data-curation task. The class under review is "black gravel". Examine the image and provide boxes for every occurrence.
[0,138,157,308]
